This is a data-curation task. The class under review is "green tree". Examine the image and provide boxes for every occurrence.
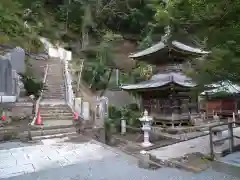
[154,0,240,87]
[0,0,43,52]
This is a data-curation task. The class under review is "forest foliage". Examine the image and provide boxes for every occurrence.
[1,0,240,91]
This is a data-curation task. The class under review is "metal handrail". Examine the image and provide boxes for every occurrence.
[30,64,49,126]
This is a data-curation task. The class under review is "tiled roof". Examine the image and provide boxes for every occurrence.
[201,81,240,95]
[129,41,210,58]
[121,72,196,90]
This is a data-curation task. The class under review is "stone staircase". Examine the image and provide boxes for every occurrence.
[42,59,65,100]
[39,104,73,126]
[29,58,76,140]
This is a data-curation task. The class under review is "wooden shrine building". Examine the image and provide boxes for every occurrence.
[122,41,209,126]
[200,81,240,117]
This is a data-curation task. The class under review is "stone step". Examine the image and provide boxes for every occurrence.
[41,115,73,120]
[44,89,65,92]
[43,95,65,98]
[46,74,63,76]
[45,85,65,88]
[43,92,65,94]
[44,90,65,92]
[43,94,65,97]
[43,92,64,94]
[40,108,72,113]
[40,104,70,107]
[45,78,64,80]
[40,112,72,115]
[30,127,76,137]
[46,77,64,79]
[40,112,73,116]
[40,111,72,114]
[45,83,65,85]
[19,127,77,141]
[45,86,65,89]
[43,92,65,95]
[45,89,65,91]
[42,98,65,101]
[40,104,69,107]
[40,110,72,114]
[32,132,78,141]
[31,132,77,141]
[44,89,65,91]
[40,107,70,110]
[48,64,63,67]
[47,72,63,74]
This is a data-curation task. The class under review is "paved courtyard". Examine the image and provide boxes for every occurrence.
[0,137,239,180]
[149,127,240,160]
[221,152,240,166]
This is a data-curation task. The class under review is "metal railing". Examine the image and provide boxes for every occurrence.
[30,64,49,126]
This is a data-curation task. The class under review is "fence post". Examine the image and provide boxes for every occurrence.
[228,122,234,153]
[209,127,214,160]
[121,117,126,135]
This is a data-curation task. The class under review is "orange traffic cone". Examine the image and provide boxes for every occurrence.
[35,109,43,125]
[73,112,79,121]
[1,111,6,121]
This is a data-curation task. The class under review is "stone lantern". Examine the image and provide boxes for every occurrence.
[139,110,153,147]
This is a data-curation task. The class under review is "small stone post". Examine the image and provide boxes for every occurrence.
[121,117,126,135]
[139,150,150,168]
[213,112,219,121]
[233,112,236,127]
[139,110,153,147]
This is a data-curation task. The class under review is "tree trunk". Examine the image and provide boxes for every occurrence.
[100,69,113,97]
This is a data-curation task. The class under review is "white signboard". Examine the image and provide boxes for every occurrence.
[75,97,82,115]
[100,96,108,117]
[82,101,90,120]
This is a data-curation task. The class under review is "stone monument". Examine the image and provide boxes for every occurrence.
[10,47,25,74]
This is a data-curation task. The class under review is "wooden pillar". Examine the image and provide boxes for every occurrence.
[206,92,209,119]
[170,83,175,115]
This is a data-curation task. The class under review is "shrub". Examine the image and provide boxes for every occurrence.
[19,73,46,99]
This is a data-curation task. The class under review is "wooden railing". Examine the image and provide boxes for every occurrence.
[30,64,49,126]
[209,121,240,159]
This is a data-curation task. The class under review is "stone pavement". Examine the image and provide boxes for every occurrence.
[221,152,240,166]
[149,127,240,160]
[0,137,239,180]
